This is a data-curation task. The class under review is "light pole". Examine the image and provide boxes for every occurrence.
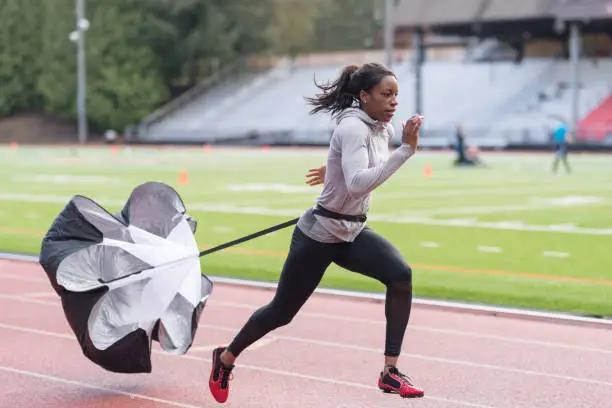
[384,0,394,68]
[69,0,89,144]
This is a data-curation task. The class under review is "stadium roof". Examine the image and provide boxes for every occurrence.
[481,0,556,21]
[393,0,487,27]
[552,0,612,20]
[394,0,612,31]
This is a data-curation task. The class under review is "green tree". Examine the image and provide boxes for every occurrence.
[85,0,169,131]
[0,0,44,116]
[267,0,317,58]
[37,0,77,122]
[38,0,169,131]
[159,0,273,85]
[313,0,380,51]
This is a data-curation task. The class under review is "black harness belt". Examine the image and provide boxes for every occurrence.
[313,205,367,223]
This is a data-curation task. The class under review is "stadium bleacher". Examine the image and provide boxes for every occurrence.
[139,56,612,148]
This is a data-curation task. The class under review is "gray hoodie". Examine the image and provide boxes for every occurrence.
[297,108,415,243]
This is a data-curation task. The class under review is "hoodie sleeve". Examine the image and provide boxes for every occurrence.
[339,119,414,197]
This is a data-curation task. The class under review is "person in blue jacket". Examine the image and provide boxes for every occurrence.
[552,122,571,173]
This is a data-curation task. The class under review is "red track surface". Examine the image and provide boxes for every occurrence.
[1,259,611,408]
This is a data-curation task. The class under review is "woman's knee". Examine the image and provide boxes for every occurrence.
[388,262,412,286]
[252,303,296,330]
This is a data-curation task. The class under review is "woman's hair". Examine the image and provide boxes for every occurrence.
[305,63,395,117]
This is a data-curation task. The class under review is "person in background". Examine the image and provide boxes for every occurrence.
[552,121,572,174]
[453,124,478,166]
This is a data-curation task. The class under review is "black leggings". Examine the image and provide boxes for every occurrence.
[227,225,413,358]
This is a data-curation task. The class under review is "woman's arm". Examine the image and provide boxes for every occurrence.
[340,120,414,197]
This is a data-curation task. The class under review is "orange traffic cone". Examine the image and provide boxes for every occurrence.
[423,163,433,177]
[9,141,18,150]
[202,144,211,154]
[178,169,189,185]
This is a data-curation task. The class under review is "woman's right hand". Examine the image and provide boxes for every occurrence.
[402,114,424,149]
[305,165,326,186]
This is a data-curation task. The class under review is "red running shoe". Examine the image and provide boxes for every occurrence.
[378,366,424,398]
[209,347,234,403]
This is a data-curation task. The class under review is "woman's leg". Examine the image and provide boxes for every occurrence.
[209,226,338,403]
[334,227,423,398]
[224,227,337,359]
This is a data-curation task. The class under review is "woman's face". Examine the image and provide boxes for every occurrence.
[360,75,399,123]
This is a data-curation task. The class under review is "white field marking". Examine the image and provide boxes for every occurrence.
[391,196,606,217]
[0,366,204,408]
[420,241,440,248]
[378,185,612,200]
[226,183,313,194]
[212,226,233,233]
[530,196,603,206]
[1,193,611,235]
[0,193,124,206]
[241,185,610,207]
[0,323,494,408]
[11,175,118,184]
[477,246,502,253]
[3,294,610,356]
[368,215,612,236]
[223,195,606,219]
[543,251,570,258]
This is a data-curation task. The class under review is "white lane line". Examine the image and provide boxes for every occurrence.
[0,366,204,408]
[0,272,47,283]
[185,344,219,353]
[0,323,73,339]
[189,336,276,353]
[420,241,440,248]
[0,323,494,408]
[3,320,612,404]
[2,295,611,355]
[21,292,57,298]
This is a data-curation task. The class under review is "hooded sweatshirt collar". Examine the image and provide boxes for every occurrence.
[335,107,388,133]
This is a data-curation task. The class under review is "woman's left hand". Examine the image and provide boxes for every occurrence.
[305,165,326,186]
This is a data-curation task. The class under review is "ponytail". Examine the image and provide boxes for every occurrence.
[305,64,360,117]
[305,63,395,117]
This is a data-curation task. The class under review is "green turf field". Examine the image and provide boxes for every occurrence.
[1,144,611,316]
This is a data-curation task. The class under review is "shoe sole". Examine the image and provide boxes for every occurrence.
[380,387,424,398]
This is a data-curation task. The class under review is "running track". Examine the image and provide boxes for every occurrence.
[1,259,611,408]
